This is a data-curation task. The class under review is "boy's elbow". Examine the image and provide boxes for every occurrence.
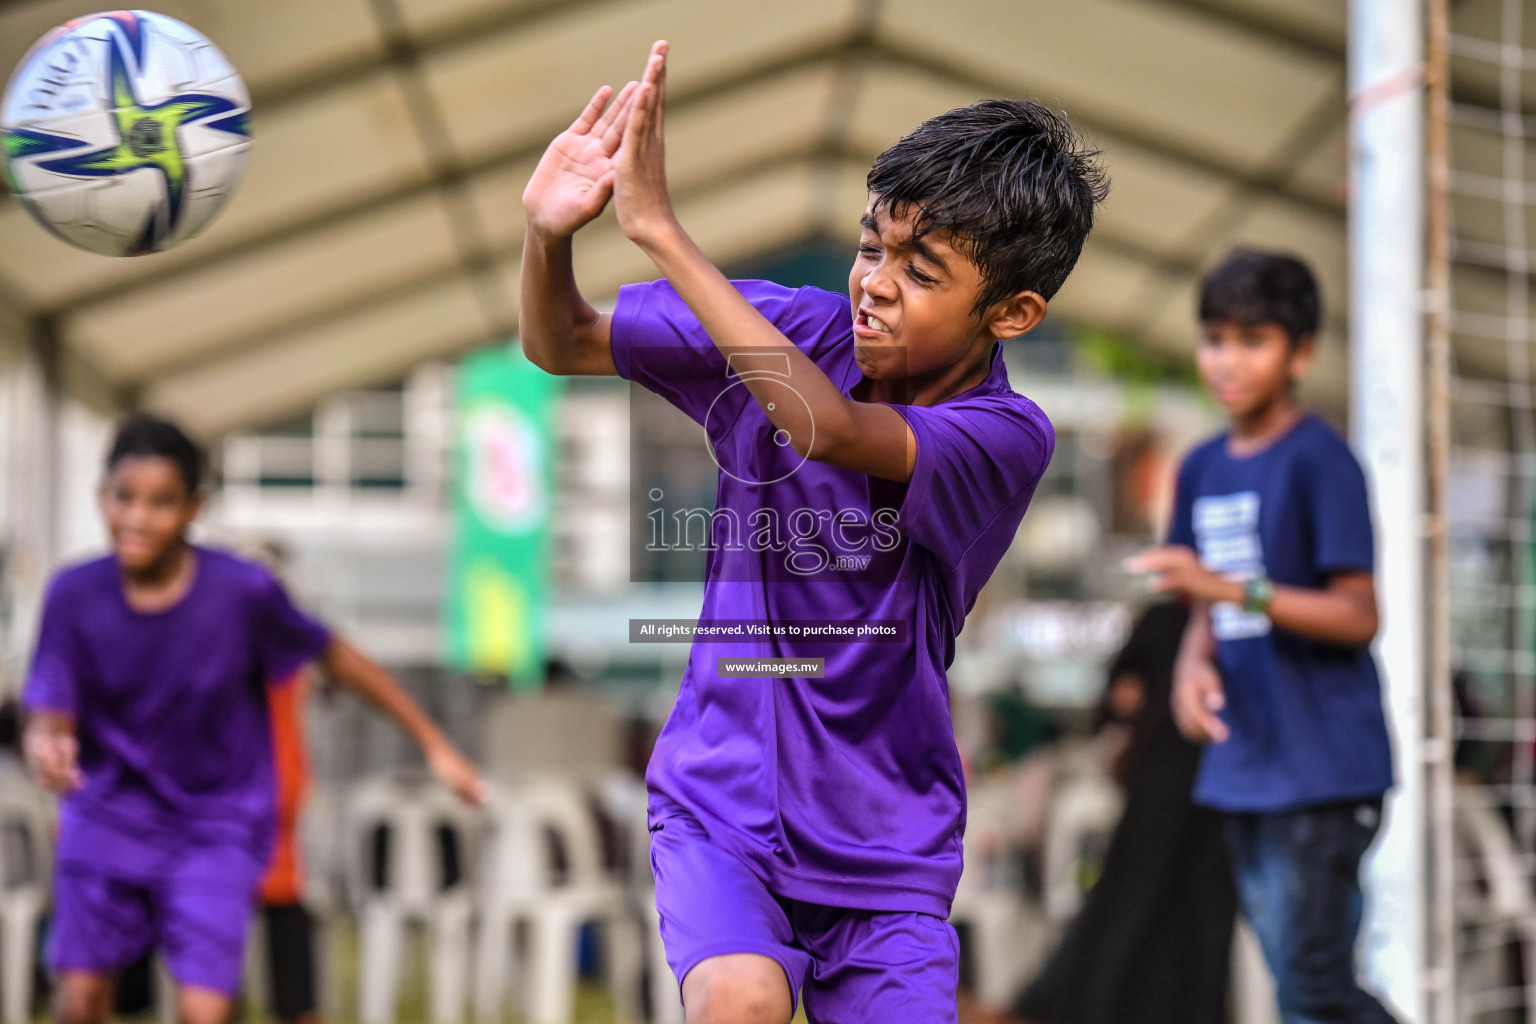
[518,326,554,373]
[796,406,858,463]
[1349,603,1380,647]
[790,429,825,461]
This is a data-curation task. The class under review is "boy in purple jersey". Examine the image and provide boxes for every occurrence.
[22,416,485,1024]
[520,43,1106,1024]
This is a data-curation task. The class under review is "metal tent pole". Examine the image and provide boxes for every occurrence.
[1349,0,1429,1020]
[1422,1,1457,1020]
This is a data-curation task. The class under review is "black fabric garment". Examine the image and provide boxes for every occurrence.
[263,902,317,1021]
[1015,602,1237,1024]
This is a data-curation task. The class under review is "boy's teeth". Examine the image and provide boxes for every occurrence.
[868,316,890,333]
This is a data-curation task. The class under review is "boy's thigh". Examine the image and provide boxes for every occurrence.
[795,906,959,1024]
[47,861,156,975]
[649,814,807,1012]
[158,844,266,997]
[1225,802,1382,997]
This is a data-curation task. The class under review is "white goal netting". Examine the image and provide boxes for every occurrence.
[1437,1,1536,1020]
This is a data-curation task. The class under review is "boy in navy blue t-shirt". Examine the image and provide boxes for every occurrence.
[1128,249,1399,1024]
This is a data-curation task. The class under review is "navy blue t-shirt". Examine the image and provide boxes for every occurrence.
[1168,414,1393,812]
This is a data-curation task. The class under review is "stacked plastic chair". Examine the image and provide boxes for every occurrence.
[1454,783,1536,1022]
[472,777,642,1024]
[345,770,480,1024]
[0,765,50,1024]
[595,771,682,1024]
[300,780,349,1020]
[948,782,1047,1012]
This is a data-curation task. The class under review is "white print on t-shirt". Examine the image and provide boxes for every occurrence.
[1192,490,1271,641]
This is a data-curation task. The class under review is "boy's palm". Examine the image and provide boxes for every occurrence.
[523,82,637,238]
[613,42,674,243]
[1173,658,1229,744]
[24,725,83,792]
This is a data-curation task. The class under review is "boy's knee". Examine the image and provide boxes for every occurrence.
[52,973,112,1024]
[175,986,235,1024]
[683,954,793,1024]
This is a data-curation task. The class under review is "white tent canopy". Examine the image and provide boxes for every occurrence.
[0,0,1355,437]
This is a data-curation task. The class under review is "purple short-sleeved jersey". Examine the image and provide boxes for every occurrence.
[24,546,331,868]
[614,280,1054,916]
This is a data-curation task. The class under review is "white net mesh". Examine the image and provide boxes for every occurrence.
[1442,1,1536,1020]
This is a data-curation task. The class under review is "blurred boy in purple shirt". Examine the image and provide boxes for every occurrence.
[520,43,1106,1023]
[23,415,484,1024]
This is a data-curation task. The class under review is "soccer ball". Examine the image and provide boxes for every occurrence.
[0,10,250,257]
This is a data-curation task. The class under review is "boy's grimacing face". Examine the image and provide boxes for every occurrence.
[848,196,1036,381]
[1196,320,1314,419]
[100,456,200,572]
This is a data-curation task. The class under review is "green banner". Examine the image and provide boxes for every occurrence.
[446,346,562,689]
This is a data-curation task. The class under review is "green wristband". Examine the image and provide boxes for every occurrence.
[1242,576,1275,614]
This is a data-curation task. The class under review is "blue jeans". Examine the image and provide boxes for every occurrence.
[1224,800,1400,1024]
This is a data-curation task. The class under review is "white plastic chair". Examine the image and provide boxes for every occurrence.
[472,778,642,1024]
[345,771,480,1024]
[1453,784,1536,1022]
[0,768,50,1024]
[1040,763,1123,923]
[296,780,349,1021]
[949,782,1048,1011]
[595,772,681,1024]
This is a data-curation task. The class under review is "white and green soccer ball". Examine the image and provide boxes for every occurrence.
[1,10,251,257]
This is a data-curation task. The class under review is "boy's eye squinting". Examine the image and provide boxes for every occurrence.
[906,264,936,285]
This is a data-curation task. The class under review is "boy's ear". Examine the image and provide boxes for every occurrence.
[986,291,1048,340]
[1288,334,1317,382]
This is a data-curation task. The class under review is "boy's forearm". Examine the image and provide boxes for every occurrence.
[321,639,451,755]
[519,226,611,376]
[1263,581,1378,646]
[635,221,907,476]
[1176,601,1214,668]
[640,223,846,430]
[25,709,73,735]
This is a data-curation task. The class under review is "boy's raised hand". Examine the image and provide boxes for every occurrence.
[523,79,640,239]
[1124,545,1241,605]
[614,41,677,245]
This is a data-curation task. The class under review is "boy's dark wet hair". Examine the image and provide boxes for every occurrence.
[866,99,1109,312]
[107,414,204,495]
[1198,247,1321,346]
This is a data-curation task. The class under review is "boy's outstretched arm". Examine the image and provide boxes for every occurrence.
[612,42,917,483]
[1125,546,1379,647]
[519,81,640,376]
[22,711,83,791]
[321,638,486,804]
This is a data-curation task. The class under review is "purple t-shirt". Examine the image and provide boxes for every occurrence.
[614,280,1054,916]
[24,546,331,869]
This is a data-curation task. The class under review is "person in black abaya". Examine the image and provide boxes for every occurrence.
[1012,600,1236,1024]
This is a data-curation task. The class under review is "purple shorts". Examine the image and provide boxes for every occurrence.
[48,843,265,996]
[649,810,959,1023]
